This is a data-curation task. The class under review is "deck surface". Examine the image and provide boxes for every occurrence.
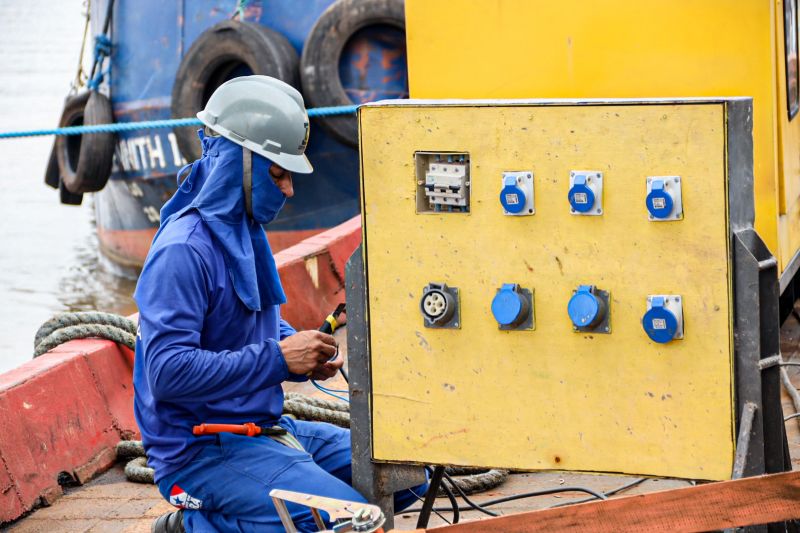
[6,320,800,532]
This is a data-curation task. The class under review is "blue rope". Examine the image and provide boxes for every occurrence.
[87,66,111,91]
[308,104,358,117]
[94,34,112,58]
[87,35,113,91]
[310,380,350,403]
[0,105,358,139]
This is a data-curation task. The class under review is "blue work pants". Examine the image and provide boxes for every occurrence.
[156,417,426,532]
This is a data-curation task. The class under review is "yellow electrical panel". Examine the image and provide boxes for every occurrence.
[359,99,738,480]
[404,0,800,276]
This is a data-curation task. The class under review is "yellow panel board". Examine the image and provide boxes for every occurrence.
[776,1,800,214]
[776,3,800,269]
[359,101,734,481]
[404,0,783,272]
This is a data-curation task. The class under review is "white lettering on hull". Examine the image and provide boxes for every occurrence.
[111,133,187,174]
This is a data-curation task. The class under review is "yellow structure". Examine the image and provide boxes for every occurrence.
[358,99,742,480]
[405,0,800,276]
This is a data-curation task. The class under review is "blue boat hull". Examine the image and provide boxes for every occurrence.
[92,0,406,266]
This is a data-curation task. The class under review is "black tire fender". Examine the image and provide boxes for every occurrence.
[171,20,300,162]
[44,140,60,189]
[59,177,83,205]
[300,0,406,147]
[45,137,83,205]
[56,91,115,194]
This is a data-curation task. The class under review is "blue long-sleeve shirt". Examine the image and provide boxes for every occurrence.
[133,211,300,482]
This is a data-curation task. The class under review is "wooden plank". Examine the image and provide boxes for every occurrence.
[432,471,800,532]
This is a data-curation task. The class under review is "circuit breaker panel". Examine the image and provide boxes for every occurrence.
[356,99,755,481]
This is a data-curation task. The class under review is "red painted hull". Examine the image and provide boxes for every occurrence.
[97,226,329,269]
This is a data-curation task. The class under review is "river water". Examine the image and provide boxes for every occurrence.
[0,1,136,374]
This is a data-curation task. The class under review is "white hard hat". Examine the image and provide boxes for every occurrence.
[197,75,313,174]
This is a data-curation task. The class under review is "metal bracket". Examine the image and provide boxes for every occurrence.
[758,355,782,370]
[732,402,757,479]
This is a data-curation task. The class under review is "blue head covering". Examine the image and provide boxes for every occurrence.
[152,130,287,311]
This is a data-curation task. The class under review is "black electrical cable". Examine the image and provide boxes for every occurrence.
[549,478,646,508]
[403,478,639,516]
[478,485,607,508]
[404,488,451,525]
[429,467,461,524]
[603,478,647,497]
[441,478,460,524]
[442,470,499,517]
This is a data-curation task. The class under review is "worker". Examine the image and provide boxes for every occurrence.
[134,75,426,532]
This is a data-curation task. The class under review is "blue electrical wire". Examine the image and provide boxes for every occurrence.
[310,380,350,403]
[0,104,359,139]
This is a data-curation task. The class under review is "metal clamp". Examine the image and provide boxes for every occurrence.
[269,489,386,533]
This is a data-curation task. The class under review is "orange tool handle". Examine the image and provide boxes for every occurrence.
[192,422,260,437]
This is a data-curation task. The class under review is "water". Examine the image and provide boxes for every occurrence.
[0,1,136,374]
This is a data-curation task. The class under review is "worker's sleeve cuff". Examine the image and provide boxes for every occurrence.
[268,338,292,383]
[270,338,308,382]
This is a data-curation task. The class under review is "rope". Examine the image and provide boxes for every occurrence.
[284,392,349,412]
[34,311,136,348]
[71,0,92,93]
[116,440,146,459]
[124,456,155,484]
[0,105,358,139]
[33,312,136,357]
[283,397,351,428]
[441,468,509,496]
[86,0,114,91]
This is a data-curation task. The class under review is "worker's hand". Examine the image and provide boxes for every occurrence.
[279,330,338,377]
[308,354,343,381]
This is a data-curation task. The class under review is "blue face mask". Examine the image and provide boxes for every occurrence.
[247,150,286,225]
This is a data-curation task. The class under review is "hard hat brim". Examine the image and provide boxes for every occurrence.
[256,150,314,174]
[198,117,314,174]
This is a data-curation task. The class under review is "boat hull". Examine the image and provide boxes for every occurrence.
[91,0,406,267]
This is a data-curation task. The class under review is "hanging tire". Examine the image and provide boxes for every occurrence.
[45,139,83,205]
[171,20,300,162]
[56,91,115,194]
[300,0,407,148]
[43,141,59,189]
[59,178,83,205]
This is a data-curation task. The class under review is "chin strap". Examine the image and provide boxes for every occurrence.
[242,147,253,219]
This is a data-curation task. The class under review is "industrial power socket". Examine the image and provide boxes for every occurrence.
[420,283,460,329]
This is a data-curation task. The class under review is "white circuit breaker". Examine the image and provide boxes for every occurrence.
[415,153,470,213]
